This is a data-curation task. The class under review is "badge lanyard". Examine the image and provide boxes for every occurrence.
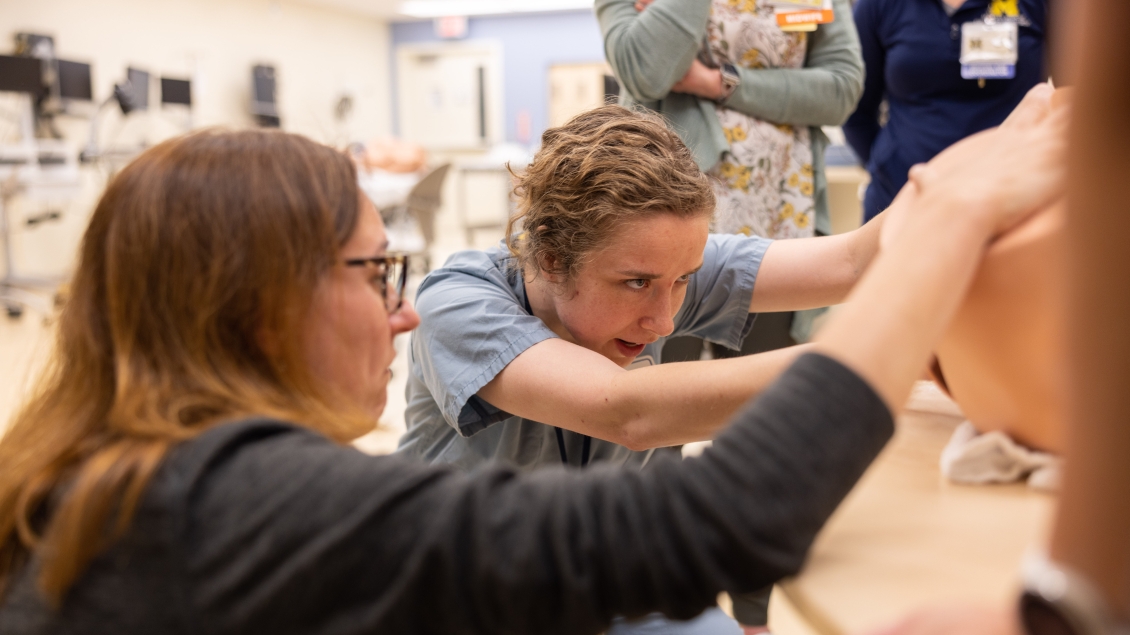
[555,427,592,467]
[520,281,594,468]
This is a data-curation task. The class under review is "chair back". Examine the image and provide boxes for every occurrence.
[406,163,451,246]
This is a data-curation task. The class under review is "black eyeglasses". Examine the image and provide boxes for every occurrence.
[344,253,409,313]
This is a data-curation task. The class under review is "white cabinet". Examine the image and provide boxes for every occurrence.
[548,62,616,129]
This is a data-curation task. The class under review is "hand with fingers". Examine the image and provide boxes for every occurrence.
[879,83,1069,251]
[670,59,725,100]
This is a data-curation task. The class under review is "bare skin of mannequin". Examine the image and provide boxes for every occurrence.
[934,178,1067,454]
[866,0,1130,632]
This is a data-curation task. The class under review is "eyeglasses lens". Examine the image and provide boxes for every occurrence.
[385,256,407,313]
[345,254,409,314]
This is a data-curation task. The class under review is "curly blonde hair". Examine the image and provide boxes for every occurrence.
[507,105,714,281]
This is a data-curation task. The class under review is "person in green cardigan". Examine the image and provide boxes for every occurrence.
[598,0,864,354]
[597,0,864,632]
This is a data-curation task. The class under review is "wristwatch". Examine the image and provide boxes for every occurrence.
[1020,550,1130,635]
[718,63,740,102]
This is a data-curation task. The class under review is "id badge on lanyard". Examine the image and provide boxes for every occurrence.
[960,19,1019,80]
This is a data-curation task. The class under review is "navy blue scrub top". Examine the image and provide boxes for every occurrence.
[843,0,1047,221]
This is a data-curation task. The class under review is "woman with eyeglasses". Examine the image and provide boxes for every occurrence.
[0,95,1064,634]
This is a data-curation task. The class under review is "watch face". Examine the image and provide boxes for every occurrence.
[1021,592,1078,635]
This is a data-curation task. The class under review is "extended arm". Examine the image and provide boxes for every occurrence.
[479,337,810,450]
[477,203,883,448]
[748,208,884,313]
[190,356,892,635]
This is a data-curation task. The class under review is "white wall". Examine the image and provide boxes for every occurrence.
[0,0,391,278]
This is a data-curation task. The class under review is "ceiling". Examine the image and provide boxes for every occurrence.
[293,0,403,19]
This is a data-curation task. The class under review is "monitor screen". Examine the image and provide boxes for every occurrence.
[252,65,277,104]
[0,55,44,94]
[126,67,150,110]
[57,59,92,101]
[161,77,191,106]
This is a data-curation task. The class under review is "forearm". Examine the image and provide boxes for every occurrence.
[597,0,709,101]
[480,337,811,450]
[606,344,811,449]
[1050,0,1130,617]
[725,67,862,126]
[749,212,883,313]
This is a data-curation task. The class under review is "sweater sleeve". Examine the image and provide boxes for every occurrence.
[596,0,711,102]
[722,0,865,126]
[177,353,893,635]
[842,0,885,163]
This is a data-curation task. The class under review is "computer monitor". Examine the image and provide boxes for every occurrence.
[251,64,279,127]
[252,65,277,106]
[160,77,191,106]
[56,59,92,101]
[0,55,44,94]
[126,67,150,110]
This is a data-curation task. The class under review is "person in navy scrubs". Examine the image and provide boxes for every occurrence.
[843,0,1047,222]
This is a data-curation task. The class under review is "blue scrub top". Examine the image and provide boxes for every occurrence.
[843,0,1047,221]
[397,234,771,471]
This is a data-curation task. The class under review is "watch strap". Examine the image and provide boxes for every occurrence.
[718,63,740,102]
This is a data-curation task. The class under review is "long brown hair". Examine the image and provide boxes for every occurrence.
[0,129,371,604]
[508,105,714,280]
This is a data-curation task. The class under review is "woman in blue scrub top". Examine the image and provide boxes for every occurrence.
[399,105,890,634]
[843,0,1047,222]
[399,106,888,477]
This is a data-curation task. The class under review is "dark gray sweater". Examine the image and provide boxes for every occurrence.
[0,353,893,634]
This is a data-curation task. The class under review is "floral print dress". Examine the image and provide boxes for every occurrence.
[706,0,816,239]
